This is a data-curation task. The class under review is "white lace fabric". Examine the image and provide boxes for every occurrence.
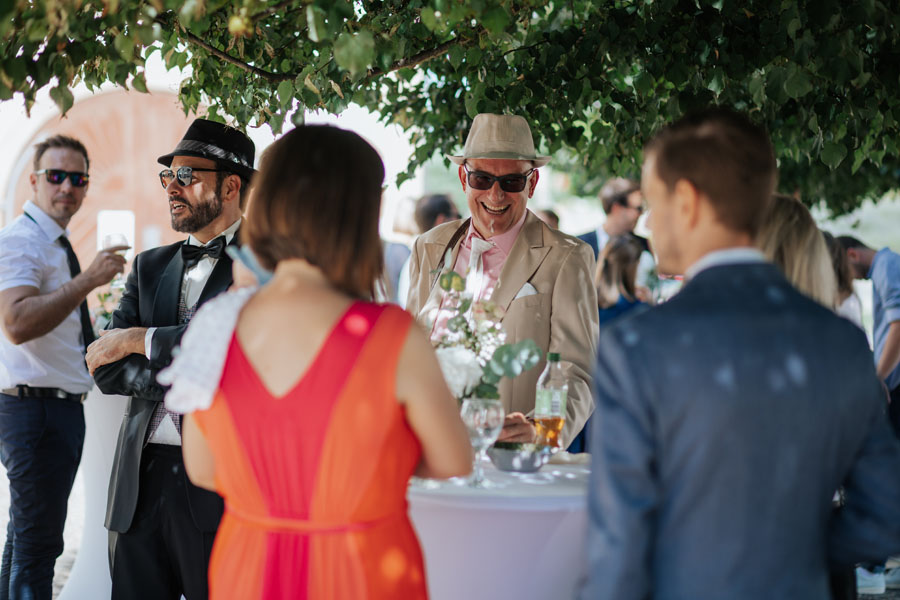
[159,286,257,414]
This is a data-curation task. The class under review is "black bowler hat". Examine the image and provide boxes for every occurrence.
[157,118,256,180]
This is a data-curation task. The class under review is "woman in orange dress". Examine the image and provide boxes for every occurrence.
[160,125,472,599]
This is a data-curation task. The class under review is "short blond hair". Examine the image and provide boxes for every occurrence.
[756,195,837,308]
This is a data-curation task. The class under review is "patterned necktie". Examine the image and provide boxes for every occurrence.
[57,235,96,351]
[181,236,226,269]
[466,237,494,301]
[146,289,196,441]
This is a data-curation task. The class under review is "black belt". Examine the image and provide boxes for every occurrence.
[0,385,86,403]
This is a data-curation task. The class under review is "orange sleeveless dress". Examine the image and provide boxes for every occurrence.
[192,302,428,599]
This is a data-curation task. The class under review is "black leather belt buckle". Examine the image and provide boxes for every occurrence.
[0,386,86,403]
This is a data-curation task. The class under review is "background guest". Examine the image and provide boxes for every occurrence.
[756,194,837,308]
[0,135,125,599]
[596,235,649,325]
[824,232,863,328]
[395,193,460,307]
[160,124,471,599]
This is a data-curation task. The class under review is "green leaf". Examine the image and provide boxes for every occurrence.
[784,65,813,99]
[306,5,327,42]
[481,6,509,35]
[448,44,465,70]
[277,79,293,110]
[333,30,375,79]
[48,84,74,114]
[114,33,135,61]
[820,142,847,168]
[131,73,148,93]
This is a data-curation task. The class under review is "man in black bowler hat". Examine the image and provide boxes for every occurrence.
[87,119,255,600]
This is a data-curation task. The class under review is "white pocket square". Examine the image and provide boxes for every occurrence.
[514,282,538,300]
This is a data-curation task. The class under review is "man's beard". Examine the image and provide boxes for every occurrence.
[171,194,223,233]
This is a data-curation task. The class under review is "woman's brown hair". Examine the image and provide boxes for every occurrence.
[243,125,385,299]
[595,235,644,309]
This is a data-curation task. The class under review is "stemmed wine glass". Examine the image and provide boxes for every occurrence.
[459,398,505,488]
[102,233,129,292]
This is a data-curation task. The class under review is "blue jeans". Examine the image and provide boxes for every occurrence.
[0,393,85,600]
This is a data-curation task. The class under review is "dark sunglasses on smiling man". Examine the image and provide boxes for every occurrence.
[463,164,535,193]
[158,166,227,189]
[35,169,89,187]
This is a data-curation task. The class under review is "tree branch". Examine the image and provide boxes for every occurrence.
[251,0,295,22]
[367,35,476,78]
[156,15,293,83]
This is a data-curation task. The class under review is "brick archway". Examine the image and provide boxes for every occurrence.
[6,90,198,275]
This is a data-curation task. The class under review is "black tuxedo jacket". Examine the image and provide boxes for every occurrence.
[94,237,236,533]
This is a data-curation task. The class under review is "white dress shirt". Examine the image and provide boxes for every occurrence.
[145,218,241,445]
[0,201,94,394]
[684,247,766,280]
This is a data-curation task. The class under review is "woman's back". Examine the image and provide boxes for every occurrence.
[193,291,428,599]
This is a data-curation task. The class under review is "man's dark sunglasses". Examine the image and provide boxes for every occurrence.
[615,193,644,215]
[35,169,89,187]
[464,164,535,193]
[158,166,224,189]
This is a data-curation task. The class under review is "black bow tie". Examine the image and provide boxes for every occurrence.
[181,236,226,269]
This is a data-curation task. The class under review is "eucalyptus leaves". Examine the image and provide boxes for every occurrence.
[432,269,541,401]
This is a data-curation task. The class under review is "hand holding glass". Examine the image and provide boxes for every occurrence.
[460,398,505,488]
[102,234,129,291]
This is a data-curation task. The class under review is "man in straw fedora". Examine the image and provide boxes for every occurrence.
[407,113,599,447]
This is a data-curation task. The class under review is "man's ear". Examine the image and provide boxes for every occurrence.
[672,178,701,228]
[458,165,467,191]
[29,172,37,192]
[528,169,540,198]
[224,173,242,203]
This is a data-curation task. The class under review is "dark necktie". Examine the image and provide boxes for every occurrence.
[57,235,96,351]
[181,236,226,269]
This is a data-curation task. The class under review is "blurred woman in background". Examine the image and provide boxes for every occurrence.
[756,194,837,308]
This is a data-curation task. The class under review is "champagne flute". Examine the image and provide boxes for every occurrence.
[460,398,505,488]
[102,233,129,292]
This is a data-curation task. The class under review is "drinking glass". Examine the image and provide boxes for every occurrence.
[102,233,129,292]
[459,398,505,488]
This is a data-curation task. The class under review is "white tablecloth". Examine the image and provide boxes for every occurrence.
[408,460,590,600]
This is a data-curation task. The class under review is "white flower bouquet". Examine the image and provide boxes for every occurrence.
[432,267,542,401]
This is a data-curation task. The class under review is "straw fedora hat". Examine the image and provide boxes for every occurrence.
[446,113,550,167]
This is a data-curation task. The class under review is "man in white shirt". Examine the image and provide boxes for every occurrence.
[0,135,125,599]
[86,119,255,600]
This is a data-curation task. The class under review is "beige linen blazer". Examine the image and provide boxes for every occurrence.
[407,210,599,446]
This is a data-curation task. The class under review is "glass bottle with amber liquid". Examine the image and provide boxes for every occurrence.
[534,353,567,448]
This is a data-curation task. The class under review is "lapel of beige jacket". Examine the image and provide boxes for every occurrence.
[491,211,551,312]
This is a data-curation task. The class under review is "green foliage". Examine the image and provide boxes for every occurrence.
[3,0,900,214]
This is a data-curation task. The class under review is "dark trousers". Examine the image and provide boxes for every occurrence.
[109,444,215,600]
[0,393,85,600]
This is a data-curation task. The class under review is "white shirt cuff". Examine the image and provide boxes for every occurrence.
[144,327,156,360]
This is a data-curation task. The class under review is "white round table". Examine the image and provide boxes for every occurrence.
[408,460,590,600]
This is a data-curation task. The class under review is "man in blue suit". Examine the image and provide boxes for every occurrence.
[581,108,900,600]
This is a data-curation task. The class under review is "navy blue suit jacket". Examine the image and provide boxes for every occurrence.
[582,261,900,600]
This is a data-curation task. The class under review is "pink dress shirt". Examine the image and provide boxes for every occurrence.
[430,211,528,341]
